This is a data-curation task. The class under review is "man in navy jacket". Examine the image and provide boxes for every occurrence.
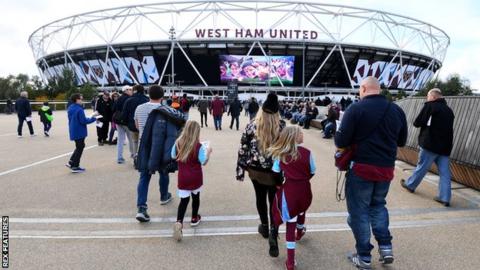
[67,93,98,173]
[335,77,407,269]
[121,85,149,156]
[15,91,34,137]
[134,86,185,222]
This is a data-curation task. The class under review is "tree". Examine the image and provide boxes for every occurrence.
[381,88,393,101]
[68,82,97,101]
[418,74,473,96]
[396,89,407,100]
[48,68,77,99]
[0,74,39,100]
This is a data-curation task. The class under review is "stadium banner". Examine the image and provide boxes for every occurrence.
[351,59,435,90]
[42,56,160,86]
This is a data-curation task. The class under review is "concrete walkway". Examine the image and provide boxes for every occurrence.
[1,110,480,270]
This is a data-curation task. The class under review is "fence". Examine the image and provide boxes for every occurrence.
[396,96,480,190]
[0,101,93,113]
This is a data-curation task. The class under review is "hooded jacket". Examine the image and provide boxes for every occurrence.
[136,106,186,173]
[414,98,455,156]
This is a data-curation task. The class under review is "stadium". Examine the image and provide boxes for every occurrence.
[28,0,450,97]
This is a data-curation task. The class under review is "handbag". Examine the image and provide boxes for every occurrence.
[335,145,357,171]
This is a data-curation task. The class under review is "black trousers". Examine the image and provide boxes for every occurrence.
[251,179,277,226]
[42,122,52,132]
[17,116,34,136]
[200,112,208,127]
[230,115,239,130]
[96,121,110,142]
[69,138,85,167]
[177,193,200,223]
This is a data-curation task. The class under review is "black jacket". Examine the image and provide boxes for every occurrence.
[228,100,243,117]
[248,101,259,114]
[95,97,113,122]
[306,106,318,119]
[112,94,130,125]
[15,97,32,117]
[414,98,454,156]
[122,93,149,132]
[335,95,408,167]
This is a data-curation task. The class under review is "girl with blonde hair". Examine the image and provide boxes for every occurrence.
[236,93,285,257]
[269,126,316,270]
[171,120,212,241]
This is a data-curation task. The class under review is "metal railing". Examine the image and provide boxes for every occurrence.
[0,101,93,112]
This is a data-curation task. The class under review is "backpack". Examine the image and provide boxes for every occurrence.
[112,111,125,125]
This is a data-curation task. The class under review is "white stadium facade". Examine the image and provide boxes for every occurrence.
[29,0,450,97]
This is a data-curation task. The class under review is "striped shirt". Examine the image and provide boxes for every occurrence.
[134,102,161,137]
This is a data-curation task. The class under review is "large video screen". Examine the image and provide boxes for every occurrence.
[219,55,294,85]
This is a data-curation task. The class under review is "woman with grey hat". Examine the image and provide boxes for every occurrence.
[236,93,285,258]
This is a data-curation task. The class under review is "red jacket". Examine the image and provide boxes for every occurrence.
[210,99,225,116]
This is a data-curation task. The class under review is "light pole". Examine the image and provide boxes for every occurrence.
[169,26,176,88]
[302,38,305,91]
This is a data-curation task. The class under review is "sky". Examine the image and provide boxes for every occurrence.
[0,0,479,91]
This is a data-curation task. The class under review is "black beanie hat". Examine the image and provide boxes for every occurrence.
[262,93,279,114]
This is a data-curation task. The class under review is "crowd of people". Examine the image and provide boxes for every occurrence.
[7,76,456,270]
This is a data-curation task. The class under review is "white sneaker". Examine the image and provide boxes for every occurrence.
[17,135,23,138]
[30,134,36,137]
[173,222,183,241]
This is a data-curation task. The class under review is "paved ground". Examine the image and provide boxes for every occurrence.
[1,109,480,270]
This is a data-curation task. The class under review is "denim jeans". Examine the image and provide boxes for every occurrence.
[298,115,307,125]
[405,147,451,202]
[324,121,334,138]
[137,170,170,208]
[214,116,222,129]
[345,170,392,261]
[117,125,134,160]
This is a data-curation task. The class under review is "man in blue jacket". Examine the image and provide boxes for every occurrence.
[15,91,35,137]
[335,77,407,269]
[135,85,185,222]
[67,93,99,173]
